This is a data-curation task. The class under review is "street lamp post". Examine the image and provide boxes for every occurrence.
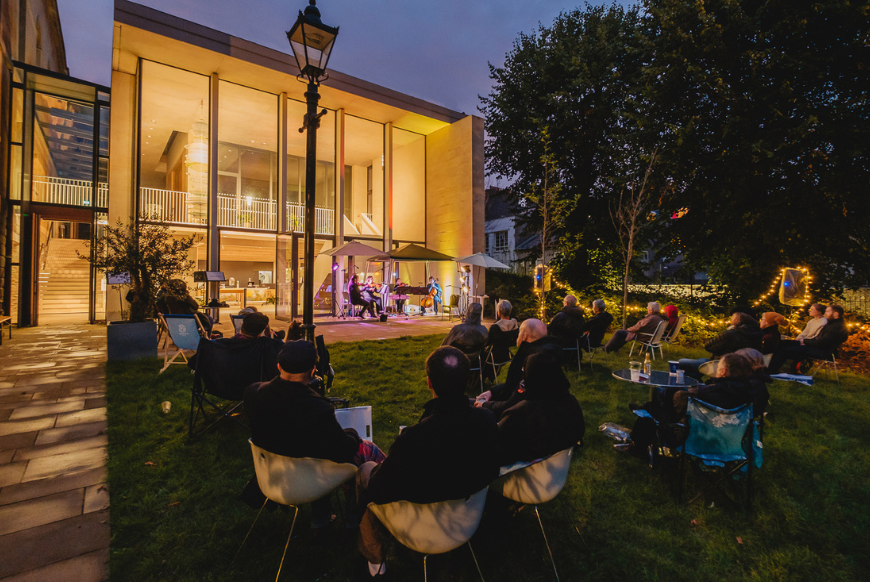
[287,0,338,342]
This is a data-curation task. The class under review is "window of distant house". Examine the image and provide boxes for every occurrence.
[485,233,490,254]
[495,231,508,251]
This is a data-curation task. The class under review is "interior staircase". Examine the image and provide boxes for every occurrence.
[38,238,91,315]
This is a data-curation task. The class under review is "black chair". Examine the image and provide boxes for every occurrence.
[483,326,519,383]
[453,341,485,393]
[189,336,283,439]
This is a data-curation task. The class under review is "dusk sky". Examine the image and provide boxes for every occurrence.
[56,0,630,117]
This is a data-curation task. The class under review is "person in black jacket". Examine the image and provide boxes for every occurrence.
[548,294,586,340]
[768,305,849,374]
[678,311,763,378]
[355,346,499,579]
[579,299,614,349]
[244,341,384,531]
[497,353,585,466]
[349,275,378,319]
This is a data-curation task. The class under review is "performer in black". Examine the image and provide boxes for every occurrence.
[362,276,383,315]
[349,274,377,319]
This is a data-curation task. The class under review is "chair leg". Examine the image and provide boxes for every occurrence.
[275,505,299,582]
[234,498,268,562]
[424,554,429,582]
[629,341,636,357]
[534,505,559,582]
[468,541,486,582]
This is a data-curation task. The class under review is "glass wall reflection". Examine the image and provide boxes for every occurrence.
[344,115,384,239]
[392,128,426,242]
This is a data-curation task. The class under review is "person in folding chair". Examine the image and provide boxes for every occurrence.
[496,353,585,466]
[243,341,385,539]
[677,311,763,379]
[157,278,219,337]
[604,301,667,353]
[441,302,488,348]
[232,312,282,343]
[578,298,614,350]
[482,299,519,383]
[547,294,586,342]
[354,346,499,580]
[767,304,848,374]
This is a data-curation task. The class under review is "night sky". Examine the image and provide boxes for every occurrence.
[57,0,630,117]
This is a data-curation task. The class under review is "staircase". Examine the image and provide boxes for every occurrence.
[39,238,91,315]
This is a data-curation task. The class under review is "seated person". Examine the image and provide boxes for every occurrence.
[492,299,519,332]
[578,299,614,349]
[476,319,563,418]
[390,278,409,314]
[286,319,304,341]
[349,275,378,319]
[482,300,519,382]
[548,294,586,341]
[778,304,827,352]
[497,353,585,466]
[233,312,284,344]
[355,346,499,579]
[157,278,216,336]
[663,304,680,338]
[244,341,385,533]
[442,302,488,350]
[673,352,769,418]
[678,311,763,377]
[421,276,443,316]
[734,347,773,417]
[362,276,384,315]
[605,302,667,353]
[760,312,787,354]
[768,304,848,374]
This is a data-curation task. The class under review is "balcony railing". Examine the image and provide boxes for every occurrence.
[33,176,108,207]
[138,187,334,234]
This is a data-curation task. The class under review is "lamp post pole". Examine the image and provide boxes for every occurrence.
[301,82,320,342]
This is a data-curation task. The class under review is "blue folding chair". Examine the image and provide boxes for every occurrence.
[160,314,207,373]
[677,398,762,509]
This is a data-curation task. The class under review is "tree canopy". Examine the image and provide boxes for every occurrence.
[482,0,870,301]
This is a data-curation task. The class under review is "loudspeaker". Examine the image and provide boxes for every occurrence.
[779,268,806,306]
[379,313,388,323]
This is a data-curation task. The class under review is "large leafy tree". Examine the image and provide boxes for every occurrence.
[481,4,650,289]
[644,0,870,301]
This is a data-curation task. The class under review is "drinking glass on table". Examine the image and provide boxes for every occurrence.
[629,361,642,381]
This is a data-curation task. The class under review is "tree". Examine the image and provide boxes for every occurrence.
[480,4,650,290]
[642,0,870,301]
[609,152,659,327]
[84,219,198,322]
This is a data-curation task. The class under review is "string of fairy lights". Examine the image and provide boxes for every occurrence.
[534,265,870,335]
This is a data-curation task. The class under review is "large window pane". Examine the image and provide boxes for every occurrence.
[218,81,278,231]
[218,232,277,321]
[139,61,209,224]
[344,115,384,239]
[33,93,95,206]
[286,99,335,235]
[392,128,426,242]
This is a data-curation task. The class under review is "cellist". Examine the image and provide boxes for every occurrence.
[422,276,443,316]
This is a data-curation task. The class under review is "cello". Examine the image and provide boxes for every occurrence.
[421,278,439,309]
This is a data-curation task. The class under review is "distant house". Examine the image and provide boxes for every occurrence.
[484,187,555,275]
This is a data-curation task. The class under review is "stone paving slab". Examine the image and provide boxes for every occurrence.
[0,548,109,582]
[0,489,85,536]
[0,467,106,506]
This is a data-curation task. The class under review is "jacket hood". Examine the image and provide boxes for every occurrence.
[465,303,483,326]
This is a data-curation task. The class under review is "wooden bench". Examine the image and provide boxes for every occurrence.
[0,315,11,346]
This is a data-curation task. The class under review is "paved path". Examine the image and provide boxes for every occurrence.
[0,325,109,582]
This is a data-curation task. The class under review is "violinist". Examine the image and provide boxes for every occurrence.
[391,277,409,314]
[349,274,377,319]
[362,276,384,315]
[422,276,443,316]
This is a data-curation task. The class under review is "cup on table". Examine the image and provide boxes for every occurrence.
[668,361,679,376]
[629,361,642,382]
[676,369,685,383]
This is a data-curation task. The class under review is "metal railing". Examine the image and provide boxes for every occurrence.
[33,176,108,207]
[140,188,207,225]
[287,203,334,235]
[218,195,276,230]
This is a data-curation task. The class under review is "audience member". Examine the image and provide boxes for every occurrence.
[768,304,848,374]
[492,299,518,332]
[482,300,519,382]
[244,341,385,534]
[678,311,763,377]
[441,302,488,349]
[157,279,216,336]
[548,294,586,340]
[355,346,499,579]
[796,303,828,341]
[578,299,614,349]
[663,304,680,337]
[673,352,769,418]
[286,319,304,341]
[734,347,772,417]
[497,353,585,466]
[476,319,562,418]
[605,302,667,353]
[760,312,787,354]
[233,312,275,341]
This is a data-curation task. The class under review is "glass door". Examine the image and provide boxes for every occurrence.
[275,234,295,321]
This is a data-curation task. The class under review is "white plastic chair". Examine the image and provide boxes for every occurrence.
[239,440,358,581]
[490,447,574,581]
[629,321,667,360]
[159,314,207,373]
[368,487,489,582]
[335,406,374,441]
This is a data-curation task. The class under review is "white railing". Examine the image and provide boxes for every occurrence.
[33,176,108,207]
[139,187,334,234]
[140,188,207,224]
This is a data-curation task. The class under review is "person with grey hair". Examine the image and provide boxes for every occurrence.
[482,300,519,382]
[494,299,518,332]
[578,299,614,349]
[604,301,667,353]
[548,294,586,342]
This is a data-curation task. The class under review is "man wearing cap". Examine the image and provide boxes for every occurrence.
[244,340,384,534]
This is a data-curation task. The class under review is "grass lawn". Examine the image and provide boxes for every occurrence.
[106,335,870,581]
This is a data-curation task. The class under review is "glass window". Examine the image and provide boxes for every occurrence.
[32,93,95,206]
[344,115,384,239]
[495,231,508,251]
[218,81,278,231]
[139,61,210,224]
[391,128,425,242]
[11,87,23,143]
[286,99,335,235]
[10,146,22,200]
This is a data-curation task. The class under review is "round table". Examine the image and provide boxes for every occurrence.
[612,368,699,401]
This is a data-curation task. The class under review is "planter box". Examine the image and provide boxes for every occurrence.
[107,320,158,361]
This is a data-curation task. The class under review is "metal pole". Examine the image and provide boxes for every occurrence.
[302,81,320,342]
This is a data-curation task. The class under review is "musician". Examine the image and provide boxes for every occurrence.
[349,274,377,319]
[391,278,409,314]
[362,276,384,315]
[423,276,443,316]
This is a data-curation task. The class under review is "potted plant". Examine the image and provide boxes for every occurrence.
[83,217,197,361]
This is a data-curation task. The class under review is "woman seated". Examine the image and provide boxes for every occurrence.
[663,304,680,338]
[496,353,585,465]
[759,312,787,355]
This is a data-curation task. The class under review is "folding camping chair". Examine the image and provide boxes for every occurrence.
[662,314,687,351]
[160,314,208,373]
[483,326,518,383]
[677,398,762,509]
[581,334,606,371]
[629,320,667,360]
[189,336,283,439]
